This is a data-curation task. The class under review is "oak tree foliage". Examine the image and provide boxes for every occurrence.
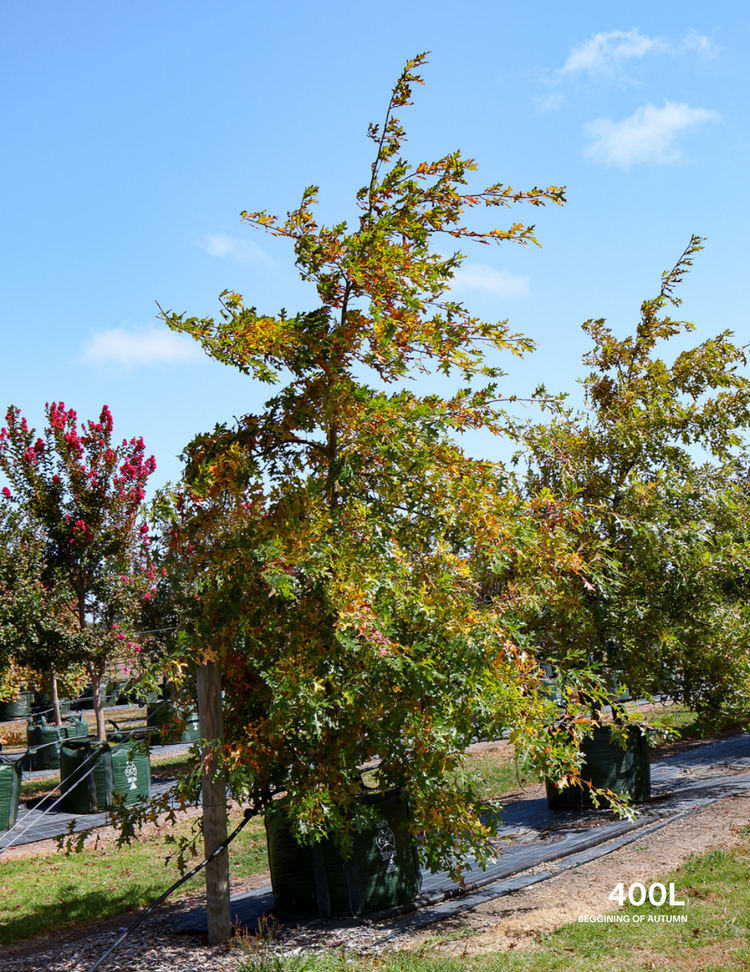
[515,237,750,719]
[158,55,603,873]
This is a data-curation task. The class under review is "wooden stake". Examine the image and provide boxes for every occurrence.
[50,670,62,726]
[197,659,231,943]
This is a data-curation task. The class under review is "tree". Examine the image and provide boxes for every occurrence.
[515,237,750,719]
[0,402,156,737]
[156,54,616,877]
[0,504,72,701]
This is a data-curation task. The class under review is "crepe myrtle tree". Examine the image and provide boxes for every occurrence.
[154,54,624,877]
[0,502,86,708]
[0,402,156,737]
[513,238,750,719]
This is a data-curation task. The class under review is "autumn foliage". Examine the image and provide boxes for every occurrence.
[157,55,612,873]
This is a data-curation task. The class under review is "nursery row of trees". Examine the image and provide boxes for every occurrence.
[2,54,750,875]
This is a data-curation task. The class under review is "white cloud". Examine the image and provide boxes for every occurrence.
[534,91,566,114]
[198,232,275,268]
[584,100,719,169]
[680,31,716,55]
[80,324,205,369]
[559,28,714,78]
[561,29,666,76]
[451,264,530,298]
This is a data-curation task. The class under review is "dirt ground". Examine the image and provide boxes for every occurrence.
[412,791,750,956]
[4,719,750,969]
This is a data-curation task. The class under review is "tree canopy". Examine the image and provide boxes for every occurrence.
[156,54,609,874]
[0,402,156,735]
[514,237,750,718]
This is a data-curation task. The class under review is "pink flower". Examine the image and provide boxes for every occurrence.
[144,592,152,601]
[379,647,387,657]
[1,487,10,499]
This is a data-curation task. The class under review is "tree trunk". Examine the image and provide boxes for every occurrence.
[50,670,62,726]
[91,670,106,741]
[197,660,231,943]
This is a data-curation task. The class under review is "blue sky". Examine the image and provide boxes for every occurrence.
[2,1,748,490]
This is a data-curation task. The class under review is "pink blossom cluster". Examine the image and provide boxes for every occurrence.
[1,400,158,679]
[111,623,142,653]
[69,519,94,545]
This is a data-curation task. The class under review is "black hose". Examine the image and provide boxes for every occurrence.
[86,804,260,972]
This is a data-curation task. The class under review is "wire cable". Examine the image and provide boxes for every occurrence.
[1,706,196,854]
[86,804,260,972]
[0,723,169,856]
[0,747,110,855]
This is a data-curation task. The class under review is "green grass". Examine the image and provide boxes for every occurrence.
[646,702,746,742]
[236,841,750,972]
[3,700,743,955]
[20,775,60,800]
[150,748,195,775]
[0,810,269,947]
[463,747,531,800]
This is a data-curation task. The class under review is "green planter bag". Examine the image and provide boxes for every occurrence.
[265,789,422,920]
[60,740,151,813]
[609,673,632,703]
[546,725,651,809]
[27,715,90,771]
[0,752,24,832]
[147,700,200,743]
[0,692,33,722]
[75,684,116,710]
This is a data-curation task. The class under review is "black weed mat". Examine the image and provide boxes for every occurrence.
[175,732,750,934]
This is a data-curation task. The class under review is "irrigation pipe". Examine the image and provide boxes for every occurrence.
[85,804,259,972]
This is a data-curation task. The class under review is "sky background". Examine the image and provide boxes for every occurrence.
[1,1,748,491]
